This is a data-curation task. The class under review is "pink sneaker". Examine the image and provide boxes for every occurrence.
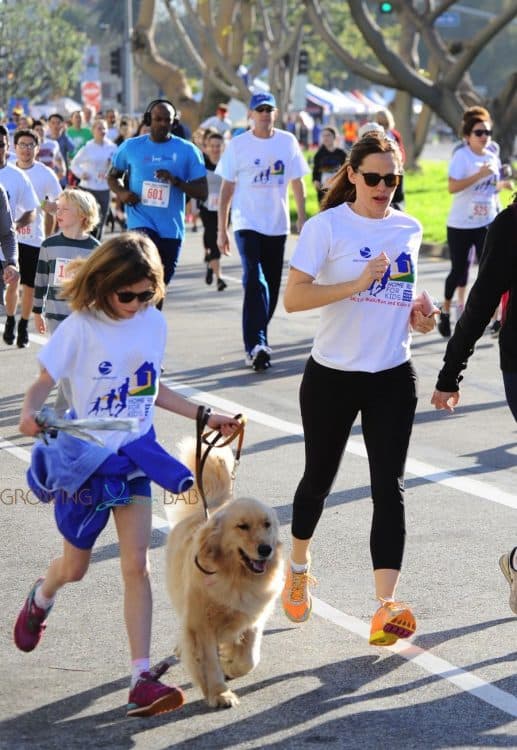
[14,578,52,652]
[127,662,185,717]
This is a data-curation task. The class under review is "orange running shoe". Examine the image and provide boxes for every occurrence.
[282,565,316,623]
[369,600,416,646]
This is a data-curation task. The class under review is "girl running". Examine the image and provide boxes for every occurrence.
[14,232,240,717]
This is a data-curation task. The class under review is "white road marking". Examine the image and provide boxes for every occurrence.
[163,378,517,509]
[4,381,517,717]
[313,598,517,718]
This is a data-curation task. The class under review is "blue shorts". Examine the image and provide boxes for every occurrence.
[54,475,152,550]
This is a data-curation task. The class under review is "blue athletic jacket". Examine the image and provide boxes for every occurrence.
[27,427,194,549]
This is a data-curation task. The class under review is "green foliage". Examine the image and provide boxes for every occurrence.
[0,2,87,103]
[303,2,398,90]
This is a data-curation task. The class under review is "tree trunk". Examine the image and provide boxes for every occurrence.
[132,0,200,129]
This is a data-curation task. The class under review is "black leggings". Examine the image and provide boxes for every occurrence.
[292,357,418,570]
[444,225,489,301]
[199,206,220,261]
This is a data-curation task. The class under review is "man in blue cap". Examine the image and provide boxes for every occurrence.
[216,92,309,371]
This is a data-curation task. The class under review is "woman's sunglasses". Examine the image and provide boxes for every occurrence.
[115,289,155,303]
[356,170,401,188]
[472,129,492,137]
[255,106,274,113]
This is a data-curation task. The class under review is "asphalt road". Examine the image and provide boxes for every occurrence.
[2,226,517,750]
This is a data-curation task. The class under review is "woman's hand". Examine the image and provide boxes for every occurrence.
[356,252,390,293]
[207,413,244,437]
[431,389,460,413]
[410,308,436,333]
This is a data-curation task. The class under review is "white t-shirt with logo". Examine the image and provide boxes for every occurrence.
[39,306,166,453]
[216,129,309,235]
[290,203,423,373]
[447,145,500,229]
[16,161,62,247]
[70,139,117,191]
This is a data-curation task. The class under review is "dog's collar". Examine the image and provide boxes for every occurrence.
[194,555,216,576]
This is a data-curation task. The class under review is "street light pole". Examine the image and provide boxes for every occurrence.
[123,0,134,114]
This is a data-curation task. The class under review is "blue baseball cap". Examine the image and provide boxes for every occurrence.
[249,92,277,110]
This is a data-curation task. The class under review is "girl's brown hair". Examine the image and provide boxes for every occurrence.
[321,134,402,211]
[60,232,165,318]
[460,106,491,137]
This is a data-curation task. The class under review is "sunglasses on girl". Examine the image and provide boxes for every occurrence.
[115,289,155,303]
[356,170,401,188]
[255,106,274,113]
[472,129,492,137]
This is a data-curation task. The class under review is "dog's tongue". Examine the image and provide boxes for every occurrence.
[250,559,267,573]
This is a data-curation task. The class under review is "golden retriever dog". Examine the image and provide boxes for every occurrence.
[165,437,283,708]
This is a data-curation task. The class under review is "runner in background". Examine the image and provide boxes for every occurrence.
[71,119,116,240]
[199,131,226,291]
[0,125,39,347]
[108,99,207,303]
[312,127,347,205]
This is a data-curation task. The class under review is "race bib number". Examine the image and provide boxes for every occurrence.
[469,199,490,221]
[17,223,35,241]
[53,257,72,287]
[142,180,170,208]
[207,192,219,211]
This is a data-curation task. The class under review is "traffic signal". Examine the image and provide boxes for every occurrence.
[379,2,394,12]
[298,49,309,75]
[110,48,121,77]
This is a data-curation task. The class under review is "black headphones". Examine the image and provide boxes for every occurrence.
[143,99,177,127]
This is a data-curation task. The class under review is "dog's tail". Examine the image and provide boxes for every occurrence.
[164,436,234,529]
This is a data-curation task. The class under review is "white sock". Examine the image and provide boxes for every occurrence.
[131,658,150,688]
[34,582,55,611]
[291,560,308,573]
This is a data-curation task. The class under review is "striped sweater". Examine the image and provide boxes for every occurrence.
[32,232,100,323]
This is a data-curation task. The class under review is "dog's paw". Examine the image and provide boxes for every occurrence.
[208,689,240,708]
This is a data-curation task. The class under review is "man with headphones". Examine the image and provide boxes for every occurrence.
[108,100,207,300]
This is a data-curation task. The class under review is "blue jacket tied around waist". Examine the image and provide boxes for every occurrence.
[27,427,194,549]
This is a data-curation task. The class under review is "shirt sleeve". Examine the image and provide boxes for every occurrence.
[111,140,128,174]
[45,168,62,200]
[448,148,468,180]
[289,213,331,278]
[20,172,39,212]
[287,135,310,180]
[436,209,513,391]
[70,145,87,179]
[32,243,50,314]
[184,143,206,182]
[0,185,17,266]
[215,142,237,182]
[38,313,80,382]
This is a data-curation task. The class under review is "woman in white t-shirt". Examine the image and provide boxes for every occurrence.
[70,119,117,240]
[281,134,435,647]
[438,108,511,338]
